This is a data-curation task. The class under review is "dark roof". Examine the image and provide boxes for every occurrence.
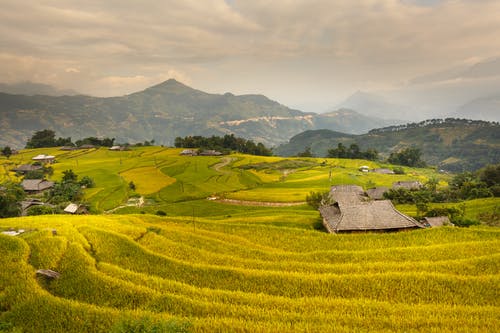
[371,168,395,174]
[21,179,54,192]
[393,181,423,190]
[422,216,453,227]
[366,187,389,200]
[12,164,42,172]
[320,185,423,233]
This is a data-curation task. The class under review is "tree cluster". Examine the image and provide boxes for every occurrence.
[174,134,272,156]
[25,129,72,148]
[388,147,426,167]
[25,129,115,148]
[0,182,25,217]
[327,143,378,161]
[46,169,94,205]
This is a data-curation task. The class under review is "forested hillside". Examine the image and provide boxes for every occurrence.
[275,119,500,171]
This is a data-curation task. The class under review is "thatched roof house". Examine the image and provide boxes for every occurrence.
[366,187,389,200]
[21,179,54,193]
[319,185,423,233]
[12,164,42,174]
[180,149,197,156]
[63,203,87,214]
[422,216,453,228]
[32,154,55,164]
[199,150,223,156]
[393,181,423,190]
[371,168,395,174]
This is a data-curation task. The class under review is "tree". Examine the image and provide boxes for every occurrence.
[388,147,426,167]
[1,146,12,158]
[0,182,25,217]
[297,147,313,157]
[62,169,78,183]
[79,176,95,188]
[26,129,57,148]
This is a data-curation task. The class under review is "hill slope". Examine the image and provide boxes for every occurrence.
[0,80,404,149]
[0,215,499,332]
[275,119,500,171]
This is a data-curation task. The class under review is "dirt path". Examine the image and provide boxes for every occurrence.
[215,198,306,207]
[212,157,236,174]
[105,196,144,213]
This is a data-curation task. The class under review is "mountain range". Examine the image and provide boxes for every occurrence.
[0,79,399,148]
[274,119,500,172]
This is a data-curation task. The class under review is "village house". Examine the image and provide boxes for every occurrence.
[108,145,123,151]
[63,203,88,214]
[12,164,42,174]
[371,168,395,174]
[21,179,54,194]
[392,180,423,190]
[421,216,453,228]
[32,154,56,164]
[319,185,423,233]
[199,150,223,156]
[366,187,389,200]
[180,149,197,156]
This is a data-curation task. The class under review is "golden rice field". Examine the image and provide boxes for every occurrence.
[0,214,499,332]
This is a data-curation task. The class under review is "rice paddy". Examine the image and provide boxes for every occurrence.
[0,147,499,332]
[0,215,498,332]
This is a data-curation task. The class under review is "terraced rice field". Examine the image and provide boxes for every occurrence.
[0,215,499,332]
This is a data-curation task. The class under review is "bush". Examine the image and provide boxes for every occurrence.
[27,205,55,216]
[306,191,330,210]
[155,210,166,216]
[452,217,481,227]
[79,176,95,188]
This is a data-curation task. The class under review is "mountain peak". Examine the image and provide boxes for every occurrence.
[141,78,195,95]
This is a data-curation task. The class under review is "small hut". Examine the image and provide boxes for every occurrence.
[392,181,423,190]
[422,216,453,228]
[32,154,55,164]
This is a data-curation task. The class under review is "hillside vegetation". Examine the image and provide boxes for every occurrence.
[275,119,500,171]
[0,215,499,332]
[1,146,499,331]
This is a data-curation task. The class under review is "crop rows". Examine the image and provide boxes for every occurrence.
[0,215,499,332]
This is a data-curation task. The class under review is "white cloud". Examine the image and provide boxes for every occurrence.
[0,0,499,111]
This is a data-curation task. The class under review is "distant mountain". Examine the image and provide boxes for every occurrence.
[0,79,404,149]
[336,91,414,120]
[452,95,500,122]
[0,81,78,96]
[274,119,500,172]
[313,109,401,134]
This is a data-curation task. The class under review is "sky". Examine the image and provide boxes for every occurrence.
[1,0,499,113]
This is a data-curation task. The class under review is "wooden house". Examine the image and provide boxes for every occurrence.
[366,187,389,200]
[63,203,88,214]
[422,216,453,228]
[392,180,423,190]
[32,154,55,164]
[21,179,54,194]
[319,185,423,233]
[12,164,42,174]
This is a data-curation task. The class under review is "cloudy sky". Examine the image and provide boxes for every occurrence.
[1,0,499,112]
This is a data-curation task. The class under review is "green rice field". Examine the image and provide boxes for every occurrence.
[0,147,499,332]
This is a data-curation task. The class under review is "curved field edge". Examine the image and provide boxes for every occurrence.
[0,215,499,332]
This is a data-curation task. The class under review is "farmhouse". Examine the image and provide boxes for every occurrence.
[12,164,42,174]
[422,216,453,228]
[63,203,88,214]
[21,179,54,193]
[371,168,395,174]
[393,180,423,190]
[32,154,55,164]
[180,149,197,156]
[109,145,123,151]
[366,187,388,200]
[199,150,223,156]
[319,185,423,233]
